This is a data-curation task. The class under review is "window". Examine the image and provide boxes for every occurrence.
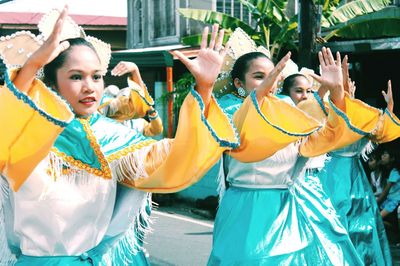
[127,0,181,48]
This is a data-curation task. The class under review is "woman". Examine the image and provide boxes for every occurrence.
[317,78,398,265]
[0,7,239,265]
[204,31,400,264]
[280,73,313,105]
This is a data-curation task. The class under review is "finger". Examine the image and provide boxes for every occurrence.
[50,5,69,40]
[214,29,224,51]
[326,48,335,66]
[172,50,192,69]
[335,51,342,67]
[321,47,329,66]
[382,91,387,99]
[309,72,323,84]
[388,80,392,94]
[318,50,326,68]
[200,27,209,50]
[208,24,219,50]
[342,55,348,74]
[52,40,70,58]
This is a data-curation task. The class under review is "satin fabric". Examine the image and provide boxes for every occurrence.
[209,176,363,266]
[319,139,392,265]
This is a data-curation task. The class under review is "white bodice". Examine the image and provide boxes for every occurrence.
[224,143,301,189]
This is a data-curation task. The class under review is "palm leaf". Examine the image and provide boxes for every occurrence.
[324,6,400,40]
[322,0,391,27]
[178,8,256,35]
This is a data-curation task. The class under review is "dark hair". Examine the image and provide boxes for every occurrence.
[379,141,400,182]
[231,52,272,82]
[43,38,99,88]
[281,73,308,96]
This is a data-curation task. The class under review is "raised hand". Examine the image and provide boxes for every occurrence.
[382,80,394,113]
[14,5,70,93]
[172,24,226,107]
[111,61,139,76]
[341,55,356,98]
[310,47,344,109]
[256,52,291,101]
[111,61,144,87]
[28,5,70,69]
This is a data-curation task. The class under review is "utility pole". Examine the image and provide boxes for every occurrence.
[298,0,318,69]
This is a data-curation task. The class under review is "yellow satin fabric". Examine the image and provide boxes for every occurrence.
[229,95,321,162]
[121,94,238,193]
[0,70,74,191]
[373,110,400,143]
[297,94,329,123]
[300,96,381,157]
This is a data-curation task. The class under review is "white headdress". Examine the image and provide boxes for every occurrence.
[214,27,311,97]
[0,9,111,75]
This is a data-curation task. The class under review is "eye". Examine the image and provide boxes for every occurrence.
[253,75,264,80]
[70,74,82,80]
[93,74,103,81]
[307,89,312,94]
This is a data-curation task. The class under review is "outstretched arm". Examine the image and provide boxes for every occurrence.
[172,24,226,116]
[13,5,70,93]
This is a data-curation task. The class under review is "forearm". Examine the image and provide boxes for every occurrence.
[13,60,42,94]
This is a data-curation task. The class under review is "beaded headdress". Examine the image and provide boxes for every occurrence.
[0,9,111,75]
[213,27,319,97]
[214,27,271,97]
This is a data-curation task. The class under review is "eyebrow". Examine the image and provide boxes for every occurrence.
[251,71,265,75]
[67,69,102,74]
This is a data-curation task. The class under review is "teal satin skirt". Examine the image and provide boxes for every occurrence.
[319,155,392,265]
[208,175,363,266]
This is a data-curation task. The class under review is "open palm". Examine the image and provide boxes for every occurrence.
[172,24,226,104]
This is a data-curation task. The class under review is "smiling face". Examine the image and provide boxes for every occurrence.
[233,56,275,94]
[55,45,104,117]
[288,76,312,105]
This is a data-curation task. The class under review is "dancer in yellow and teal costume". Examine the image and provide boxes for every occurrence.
[0,8,241,265]
[207,28,400,266]
[316,76,399,265]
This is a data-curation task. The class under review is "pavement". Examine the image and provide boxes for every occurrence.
[153,193,400,265]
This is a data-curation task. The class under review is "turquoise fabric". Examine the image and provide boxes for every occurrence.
[319,140,392,265]
[209,175,363,266]
[54,112,149,169]
[382,169,400,212]
[216,94,243,120]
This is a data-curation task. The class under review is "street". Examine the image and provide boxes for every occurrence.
[145,208,214,266]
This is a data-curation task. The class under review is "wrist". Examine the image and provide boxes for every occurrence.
[146,108,157,116]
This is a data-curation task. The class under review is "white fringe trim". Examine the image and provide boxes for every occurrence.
[110,139,171,182]
[361,140,376,162]
[0,176,17,265]
[101,193,153,265]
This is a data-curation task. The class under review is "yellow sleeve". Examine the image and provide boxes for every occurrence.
[229,91,321,162]
[115,89,239,193]
[297,92,329,123]
[100,77,154,120]
[372,109,400,143]
[300,94,382,157]
[0,70,74,191]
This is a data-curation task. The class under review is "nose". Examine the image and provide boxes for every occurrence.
[82,78,95,93]
[301,91,308,100]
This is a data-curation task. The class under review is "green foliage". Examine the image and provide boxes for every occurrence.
[157,73,195,112]
[324,6,400,40]
[321,0,391,27]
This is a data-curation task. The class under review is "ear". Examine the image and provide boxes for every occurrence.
[233,77,243,89]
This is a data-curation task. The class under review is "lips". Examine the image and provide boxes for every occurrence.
[79,96,96,105]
